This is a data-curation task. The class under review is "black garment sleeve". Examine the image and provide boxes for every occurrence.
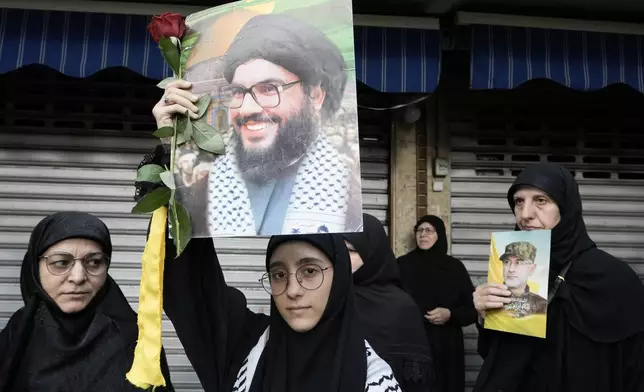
[163,237,269,392]
[448,262,478,327]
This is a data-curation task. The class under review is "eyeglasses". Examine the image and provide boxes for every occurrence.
[259,264,331,296]
[39,252,110,276]
[416,228,436,234]
[219,80,301,109]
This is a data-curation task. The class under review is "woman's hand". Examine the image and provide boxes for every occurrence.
[152,80,200,129]
[425,307,451,325]
[473,283,512,319]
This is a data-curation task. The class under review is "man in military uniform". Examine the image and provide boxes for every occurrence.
[500,241,547,318]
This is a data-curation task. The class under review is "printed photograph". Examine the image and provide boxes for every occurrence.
[484,230,551,338]
[173,0,362,237]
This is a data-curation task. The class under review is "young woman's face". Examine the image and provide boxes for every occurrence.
[268,241,334,332]
[513,187,561,230]
[344,240,364,273]
[415,222,438,250]
[38,238,108,313]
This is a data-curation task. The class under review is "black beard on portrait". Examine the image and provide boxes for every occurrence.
[234,99,317,183]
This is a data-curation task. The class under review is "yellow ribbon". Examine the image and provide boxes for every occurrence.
[127,206,168,389]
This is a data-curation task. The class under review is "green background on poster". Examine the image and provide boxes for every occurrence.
[185,0,355,75]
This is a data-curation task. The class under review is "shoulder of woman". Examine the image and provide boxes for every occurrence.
[364,340,399,390]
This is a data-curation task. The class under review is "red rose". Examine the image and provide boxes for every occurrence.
[148,13,186,43]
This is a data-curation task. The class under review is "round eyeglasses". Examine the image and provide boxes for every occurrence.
[219,80,301,109]
[39,252,110,276]
[260,264,331,296]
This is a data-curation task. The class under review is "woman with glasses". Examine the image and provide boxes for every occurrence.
[397,215,477,392]
[0,212,173,392]
[161,234,400,392]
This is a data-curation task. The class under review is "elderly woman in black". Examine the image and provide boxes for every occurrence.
[397,215,478,392]
[0,212,173,392]
[473,163,644,392]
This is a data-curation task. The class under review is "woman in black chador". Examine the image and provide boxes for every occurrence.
[473,162,644,392]
[398,215,478,392]
[0,212,173,391]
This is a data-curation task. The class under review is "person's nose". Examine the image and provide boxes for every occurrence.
[508,262,518,272]
[238,92,263,117]
[284,273,304,299]
[519,201,536,221]
[67,261,88,285]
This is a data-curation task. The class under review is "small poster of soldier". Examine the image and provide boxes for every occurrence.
[172,0,362,237]
[484,230,551,338]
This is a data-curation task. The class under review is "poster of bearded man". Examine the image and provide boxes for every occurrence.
[171,0,362,237]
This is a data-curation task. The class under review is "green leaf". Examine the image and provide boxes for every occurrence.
[169,200,192,256]
[195,94,211,118]
[156,77,178,89]
[131,187,171,214]
[192,119,225,154]
[136,164,164,183]
[160,171,176,190]
[158,37,181,76]
[153,126,174,138]
[176,117,193,145]
[181,31,200,51]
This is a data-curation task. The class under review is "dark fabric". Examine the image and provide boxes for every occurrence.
[249,234,367,392]
[163,237,269,392]
[475,162,644,392]
[0,211,173,392]
[344,214,433,392]
[222,14,347,120]
[398,215,477,392]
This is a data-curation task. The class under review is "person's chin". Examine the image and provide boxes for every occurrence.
[285,317,318,333]
[58,301,89,314]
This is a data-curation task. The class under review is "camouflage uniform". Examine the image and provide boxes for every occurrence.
[500,241,547,318]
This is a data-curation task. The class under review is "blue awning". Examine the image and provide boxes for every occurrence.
[0,8,442,93]
[470,24,644,92]
[354,26,441,93]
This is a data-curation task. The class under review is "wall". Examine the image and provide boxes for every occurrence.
[390,114,419,257]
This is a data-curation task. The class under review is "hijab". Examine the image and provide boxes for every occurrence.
[506,162,644,342]
[249,234,367,392]
[475,163,644,391]
[343,214,432,386]
[0,212,172,391]
[398,215,473,314]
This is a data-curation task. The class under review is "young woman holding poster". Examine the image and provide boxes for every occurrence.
[155,232,400,392]
[472,162,644,392]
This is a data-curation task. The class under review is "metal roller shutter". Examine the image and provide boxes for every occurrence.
[446,84,644,390]
[0,66,391,391]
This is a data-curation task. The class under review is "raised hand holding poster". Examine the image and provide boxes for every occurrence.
[133,0,362,248]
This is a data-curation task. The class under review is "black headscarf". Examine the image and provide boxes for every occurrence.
[506,163,644,342]
[0,212,173,391]
[343,214,432,388]
[398,215,473,314]
[475,163,644,391]
[223,14,347,120]
[249,234,366,392]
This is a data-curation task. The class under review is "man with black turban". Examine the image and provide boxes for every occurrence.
[199,13,354,236]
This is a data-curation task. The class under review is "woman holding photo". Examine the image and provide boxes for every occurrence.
[473,162,644,392]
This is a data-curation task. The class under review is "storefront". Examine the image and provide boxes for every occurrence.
[0,6,441,390]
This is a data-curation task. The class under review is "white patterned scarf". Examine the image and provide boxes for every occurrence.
[206,133,352,236]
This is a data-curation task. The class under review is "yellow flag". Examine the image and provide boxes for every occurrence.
[126,206,167,389]
[488,235,504,284]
